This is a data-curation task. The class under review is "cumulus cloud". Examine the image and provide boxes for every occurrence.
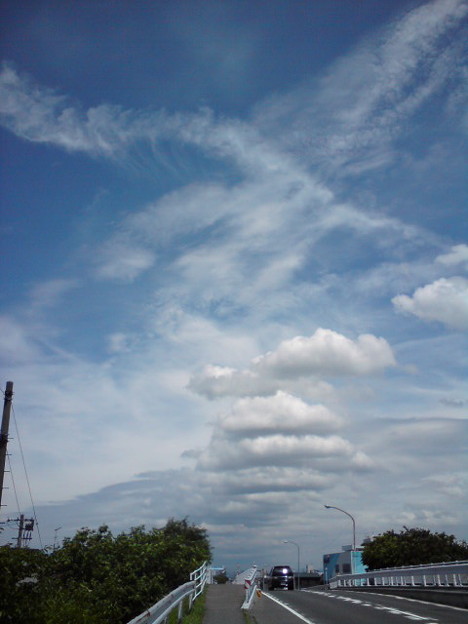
[2,0,467,570]
[196,390,373,483]
[219,392,342,436]
[198,432,359,471]
[392,277,468,330]
[254,328,396,377]
[190,329,396,399]
[188,365,278,399]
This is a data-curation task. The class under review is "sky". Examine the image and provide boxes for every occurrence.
[0,0,467,574]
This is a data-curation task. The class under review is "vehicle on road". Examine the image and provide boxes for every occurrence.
[266,565,294,590]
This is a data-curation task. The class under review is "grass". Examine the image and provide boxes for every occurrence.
[167,591,206,624]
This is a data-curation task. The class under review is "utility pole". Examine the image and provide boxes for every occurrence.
[14,514,34,548]
[16,513,25,548]
[0,381,14,514]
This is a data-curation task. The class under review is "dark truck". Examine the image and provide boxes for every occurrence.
[266,565,294,590]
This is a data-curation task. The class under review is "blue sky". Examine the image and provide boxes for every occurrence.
[1,0,467,572]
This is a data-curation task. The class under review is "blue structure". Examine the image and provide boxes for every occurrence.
[323,545,366,583]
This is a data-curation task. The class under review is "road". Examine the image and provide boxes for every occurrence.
[250,588,467,624]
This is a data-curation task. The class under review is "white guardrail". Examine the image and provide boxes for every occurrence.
[328,560,468,589]
[241,566,261,610]
[127,561,208,624]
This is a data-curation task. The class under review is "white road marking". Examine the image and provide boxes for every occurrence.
[322,592,439,622]
[356,590,468,613]
[264,592,317,623]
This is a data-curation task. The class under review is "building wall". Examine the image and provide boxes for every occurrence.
[323,549,366,582]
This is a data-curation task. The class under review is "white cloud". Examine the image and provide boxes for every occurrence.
[190,329,396,399]
[0,315,40,364]
[204,466,334,495]
[29,278,80,310]
[198,433,358,471]
[94,241,156,281]
[195,389,373,483]
[107,333,132,354]
[423,473,467,498]
[255,0,468,175]
[436,244,468,268]
[392,276,468,330]
[255,328,396,377]
[220,392,342,436]
[1,0,467,570]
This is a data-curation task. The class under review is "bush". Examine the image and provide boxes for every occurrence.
[362,527,468,570]
[0,518,211,624]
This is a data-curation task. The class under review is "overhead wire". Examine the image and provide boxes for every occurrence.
[11,405,43,549]
[6,452,21,514]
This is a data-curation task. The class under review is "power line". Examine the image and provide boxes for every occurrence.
[11,405,43,549]
[6,452,21,513]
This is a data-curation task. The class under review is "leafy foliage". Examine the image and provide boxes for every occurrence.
[362,527,468,570]
[213,572,229,584]
[0,518,211,624]
[0,545,49,623]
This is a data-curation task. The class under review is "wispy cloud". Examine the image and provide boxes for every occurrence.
[2,2,466,176]
[436,244,468,268]
[255,0,468,174]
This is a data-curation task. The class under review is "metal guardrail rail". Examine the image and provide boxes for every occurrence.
[241,566,260,610]
[190,561,209,607]
[126,561,208,624]
[328,560,468,589]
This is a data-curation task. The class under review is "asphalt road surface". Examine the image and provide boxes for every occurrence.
[253,588,467,624]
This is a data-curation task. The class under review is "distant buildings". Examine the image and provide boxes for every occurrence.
[323,544,367,582]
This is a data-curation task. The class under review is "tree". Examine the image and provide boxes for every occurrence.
[0,518,211,624]
[362,527,468,570]
[0,545,48,624]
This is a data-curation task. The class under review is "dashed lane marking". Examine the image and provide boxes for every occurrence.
[323,592,438,623]
[355,590,468,613]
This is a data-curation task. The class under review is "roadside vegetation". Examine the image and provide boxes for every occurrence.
[0,517,211,624]
[171,590,206,624]
[362,527,468,570]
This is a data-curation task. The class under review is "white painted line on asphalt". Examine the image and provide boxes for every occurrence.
[324,592,439,623]
[356,591,468,613]
[264,592,317,624]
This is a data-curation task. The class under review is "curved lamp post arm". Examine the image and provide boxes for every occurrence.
[324,505,356,551]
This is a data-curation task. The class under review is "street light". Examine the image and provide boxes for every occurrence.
[324,505,356,551]
[282,540,300,590]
